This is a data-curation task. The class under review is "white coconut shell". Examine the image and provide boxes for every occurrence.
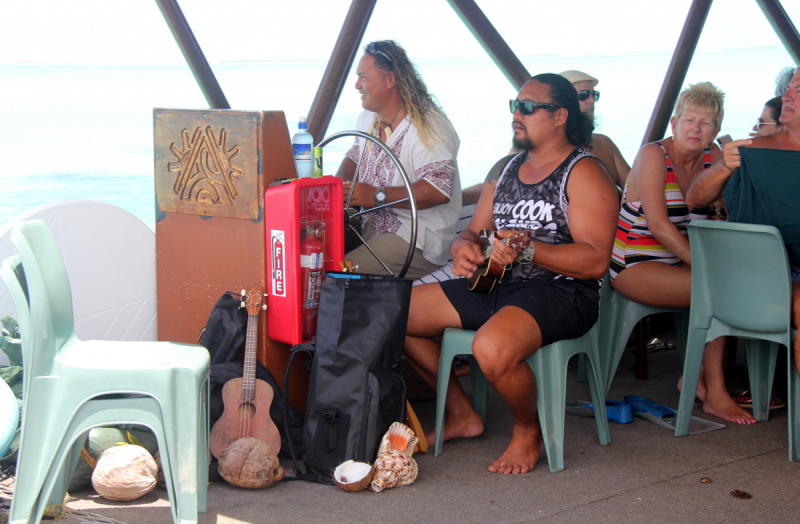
[218,437,285,490]
[91,445,158,501]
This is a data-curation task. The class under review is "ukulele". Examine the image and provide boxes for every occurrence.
[209,287,282,459]
[467,229,533,293]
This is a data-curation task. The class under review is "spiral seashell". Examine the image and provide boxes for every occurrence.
[377,422,418,457]
[370,450,418,493]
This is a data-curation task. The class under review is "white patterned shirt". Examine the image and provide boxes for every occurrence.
[345,109,461,266]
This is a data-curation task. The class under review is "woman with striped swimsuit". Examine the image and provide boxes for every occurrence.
[610,82,756,425]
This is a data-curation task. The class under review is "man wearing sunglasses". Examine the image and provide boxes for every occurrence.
[336,40,461,279]
[559,70,630,192]
[404,74,618,474]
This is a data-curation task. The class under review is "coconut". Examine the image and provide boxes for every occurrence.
[218,437,284,489]
[332,460,375,492]
[91,445,158,501]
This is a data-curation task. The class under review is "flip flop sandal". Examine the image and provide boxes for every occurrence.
[734,390,786,410]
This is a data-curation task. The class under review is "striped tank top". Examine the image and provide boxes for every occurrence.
[609,143,711,284]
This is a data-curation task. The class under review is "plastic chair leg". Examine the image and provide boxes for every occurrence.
[745,339,779,422]
[675,327,709,437]
[468,355,488,422]
[434,338,456,458]
[576,354,589,384]
[161,368,203,523]
[527,347,567,472]
[585,356,610,447]
[674,313,689,364]
[790,338,800,462]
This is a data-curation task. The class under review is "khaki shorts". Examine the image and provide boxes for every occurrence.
[345,220,440,280]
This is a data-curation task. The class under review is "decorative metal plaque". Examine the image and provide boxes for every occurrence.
[154,110,260,219]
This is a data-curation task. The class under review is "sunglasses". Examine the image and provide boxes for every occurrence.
[509,99,561,116]
[578,90,600,102]
[755,120,778,132]
[367,42,393,68]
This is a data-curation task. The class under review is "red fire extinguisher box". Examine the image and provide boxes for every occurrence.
[265,176,344,346]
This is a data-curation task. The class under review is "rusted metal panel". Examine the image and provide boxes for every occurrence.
[447,0,530,91]
[756,0,800,64]
[306,0,377,143]
[154,109,260,219]
[154,0,230,109]
[641,0,712,145]
[155,109,310,410]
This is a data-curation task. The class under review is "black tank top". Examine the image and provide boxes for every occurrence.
[491,147,598,291]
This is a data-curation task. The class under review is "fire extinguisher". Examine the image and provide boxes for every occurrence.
[300,222,325,340]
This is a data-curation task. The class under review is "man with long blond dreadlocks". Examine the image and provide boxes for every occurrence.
[336,40,461,279]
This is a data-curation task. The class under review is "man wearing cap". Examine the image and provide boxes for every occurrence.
[559,70,630,191]
[336,40,461,279]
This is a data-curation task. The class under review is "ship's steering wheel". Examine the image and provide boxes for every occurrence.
[317,130,417,278]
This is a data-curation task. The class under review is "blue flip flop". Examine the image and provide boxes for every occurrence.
[623,395,725,434]
[565,400,633,424]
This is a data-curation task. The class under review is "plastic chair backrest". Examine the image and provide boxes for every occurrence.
[688,220,791,333]
[11,221,76,376]
[1,255,33,400]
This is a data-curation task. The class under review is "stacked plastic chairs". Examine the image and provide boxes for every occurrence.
[1,220,210,524]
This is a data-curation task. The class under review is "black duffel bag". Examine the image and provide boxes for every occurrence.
[283,272,412,484]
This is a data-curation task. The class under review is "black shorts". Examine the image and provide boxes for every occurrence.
[439,278,599,347]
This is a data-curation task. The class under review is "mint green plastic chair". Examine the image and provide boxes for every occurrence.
[2,220,210,524]
[586,273,689,396]
[789,329,799,461]
[1,255,191,524]
[676,221,791,437]
[434,324,610,472]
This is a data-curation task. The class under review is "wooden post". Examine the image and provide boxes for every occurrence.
[756,0,800,64]
[154,0,230,109]
[306,0,377,144]
[641,0,712,145]
[446,0,530,91]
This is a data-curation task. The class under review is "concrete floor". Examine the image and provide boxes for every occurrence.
[55,320,800,523]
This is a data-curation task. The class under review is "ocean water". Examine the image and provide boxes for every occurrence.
[0,46,794,230]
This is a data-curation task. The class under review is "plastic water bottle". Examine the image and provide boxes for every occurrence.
[292,117,314,178]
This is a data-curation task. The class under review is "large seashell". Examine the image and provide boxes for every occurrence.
[370,450,418,493]
[377,422,418,458]
[333,460,375,492]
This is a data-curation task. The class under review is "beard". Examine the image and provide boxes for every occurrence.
[512,134,535,151]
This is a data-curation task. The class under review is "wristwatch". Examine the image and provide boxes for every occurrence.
[517,242,535,264]
[374,186,387,205]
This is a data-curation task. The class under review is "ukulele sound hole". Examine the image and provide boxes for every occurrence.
[237,401,257,420]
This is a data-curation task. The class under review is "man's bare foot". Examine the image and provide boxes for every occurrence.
[677,374,707,403]
[487,424,543,475]
[425,408,484,447]
[702,390,757,424]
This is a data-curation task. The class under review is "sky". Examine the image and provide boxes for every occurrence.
[2,0,799,66]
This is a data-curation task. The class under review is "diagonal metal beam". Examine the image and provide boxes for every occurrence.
[155,0,230,109]
[446,0,530,91]
[642,0,712,145]
[756,0,800,64]
[306,0,377,143]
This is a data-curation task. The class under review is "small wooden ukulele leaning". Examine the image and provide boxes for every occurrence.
[209,287,282,459]
[467,229,533,293]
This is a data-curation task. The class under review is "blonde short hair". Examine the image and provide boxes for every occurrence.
[674,81,725,129]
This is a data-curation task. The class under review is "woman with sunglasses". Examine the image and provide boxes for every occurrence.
[609,81,756,425]
[750,96,783,137]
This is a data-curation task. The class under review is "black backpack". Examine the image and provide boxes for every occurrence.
[283,272,411,484]
[198,291,248,365]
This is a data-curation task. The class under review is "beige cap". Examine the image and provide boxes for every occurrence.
[559,70,599,87]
